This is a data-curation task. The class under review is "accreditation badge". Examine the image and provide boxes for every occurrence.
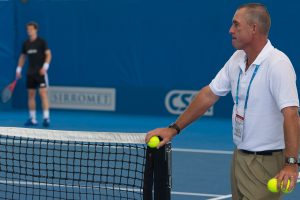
[234,114,244,143]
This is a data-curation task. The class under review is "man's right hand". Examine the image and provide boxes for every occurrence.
[16,72,22,79]
[16,66,22,79]
[145,127,178,149]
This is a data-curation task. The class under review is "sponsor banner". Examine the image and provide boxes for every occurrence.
[49,86,116,111]
[165,90,213,116]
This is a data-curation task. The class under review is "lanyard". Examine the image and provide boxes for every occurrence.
[235,64,260,110]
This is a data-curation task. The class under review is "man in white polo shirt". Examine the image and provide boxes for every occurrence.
[146,3,299,199]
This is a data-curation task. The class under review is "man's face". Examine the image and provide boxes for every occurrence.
[27,25,37,38]
[229,8,254,50]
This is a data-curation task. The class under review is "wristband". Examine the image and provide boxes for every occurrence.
[16,66,22,74]
[43,63,49,71]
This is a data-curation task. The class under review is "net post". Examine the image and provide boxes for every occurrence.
[143,147,154,200]
[143,143,172,200]
[154,143,172,200]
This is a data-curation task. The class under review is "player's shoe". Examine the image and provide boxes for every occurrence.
[42,118,50,127]
[24,118,38,126]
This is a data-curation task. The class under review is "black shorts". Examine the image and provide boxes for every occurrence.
[26,74,48,89]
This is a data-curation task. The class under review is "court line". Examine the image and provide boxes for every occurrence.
[171,191,222,197]
[1,179,228,198]
[0,180,141,192]
[206,194,232,200]
[173,148,233,155]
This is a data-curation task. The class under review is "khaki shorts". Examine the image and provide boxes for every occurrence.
[231,149,284,200]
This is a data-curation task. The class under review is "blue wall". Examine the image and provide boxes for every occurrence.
[2,0,300,117]
[0,1,16,110]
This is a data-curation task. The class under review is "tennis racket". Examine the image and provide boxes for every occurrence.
[1,79,18,103]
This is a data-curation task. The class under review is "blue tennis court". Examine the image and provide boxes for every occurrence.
[0,110,299,200]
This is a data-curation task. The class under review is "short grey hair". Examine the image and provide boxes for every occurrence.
[238,3,271,36]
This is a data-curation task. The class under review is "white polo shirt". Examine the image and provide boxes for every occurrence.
[209,40,299,151]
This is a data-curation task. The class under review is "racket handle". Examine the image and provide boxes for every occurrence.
[9,80,17,91]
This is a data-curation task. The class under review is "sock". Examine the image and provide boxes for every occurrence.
[29,110,37,123]
[43,110,50,120]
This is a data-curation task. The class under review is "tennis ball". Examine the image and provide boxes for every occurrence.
[268,178,279,193]
[147,136,160,148]
[281,179,292,193]
[267,178,292,193]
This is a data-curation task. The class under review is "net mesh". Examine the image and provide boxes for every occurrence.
[0,127,147,200]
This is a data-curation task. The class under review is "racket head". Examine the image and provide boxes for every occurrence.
[1,86,13,103]
[1,79,18,103]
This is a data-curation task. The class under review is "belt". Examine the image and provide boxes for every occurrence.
[240,149,283,156]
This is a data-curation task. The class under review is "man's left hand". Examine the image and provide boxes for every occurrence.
[275,164,298,192]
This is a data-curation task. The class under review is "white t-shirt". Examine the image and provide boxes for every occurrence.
[209,40,299,151]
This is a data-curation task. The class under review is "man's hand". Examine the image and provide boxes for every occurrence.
[39,68,47,76]
[275,164,299,192]
[16,72,22,79]
[145,128,177,149]
[16,66,22,79]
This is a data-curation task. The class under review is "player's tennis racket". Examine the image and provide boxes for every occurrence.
[1,79,18,103]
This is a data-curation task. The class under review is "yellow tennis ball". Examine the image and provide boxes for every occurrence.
[281,179,292,193]
[147,136,160,148]
[268,178,279,193]
[267,178,292,193]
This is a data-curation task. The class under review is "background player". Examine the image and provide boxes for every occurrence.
[16,21,52,127]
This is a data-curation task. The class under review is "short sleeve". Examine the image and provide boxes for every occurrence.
[42,39,49,52]
[209,61,232,96]
[269,60,299,110]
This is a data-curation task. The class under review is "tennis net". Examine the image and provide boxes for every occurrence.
[0,127,171,200]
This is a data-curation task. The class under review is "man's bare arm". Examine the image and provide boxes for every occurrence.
[146,86,219,148]
[275,106,299,191]
[175,86,220,130]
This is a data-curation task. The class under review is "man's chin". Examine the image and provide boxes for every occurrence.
[232,42,242,50]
